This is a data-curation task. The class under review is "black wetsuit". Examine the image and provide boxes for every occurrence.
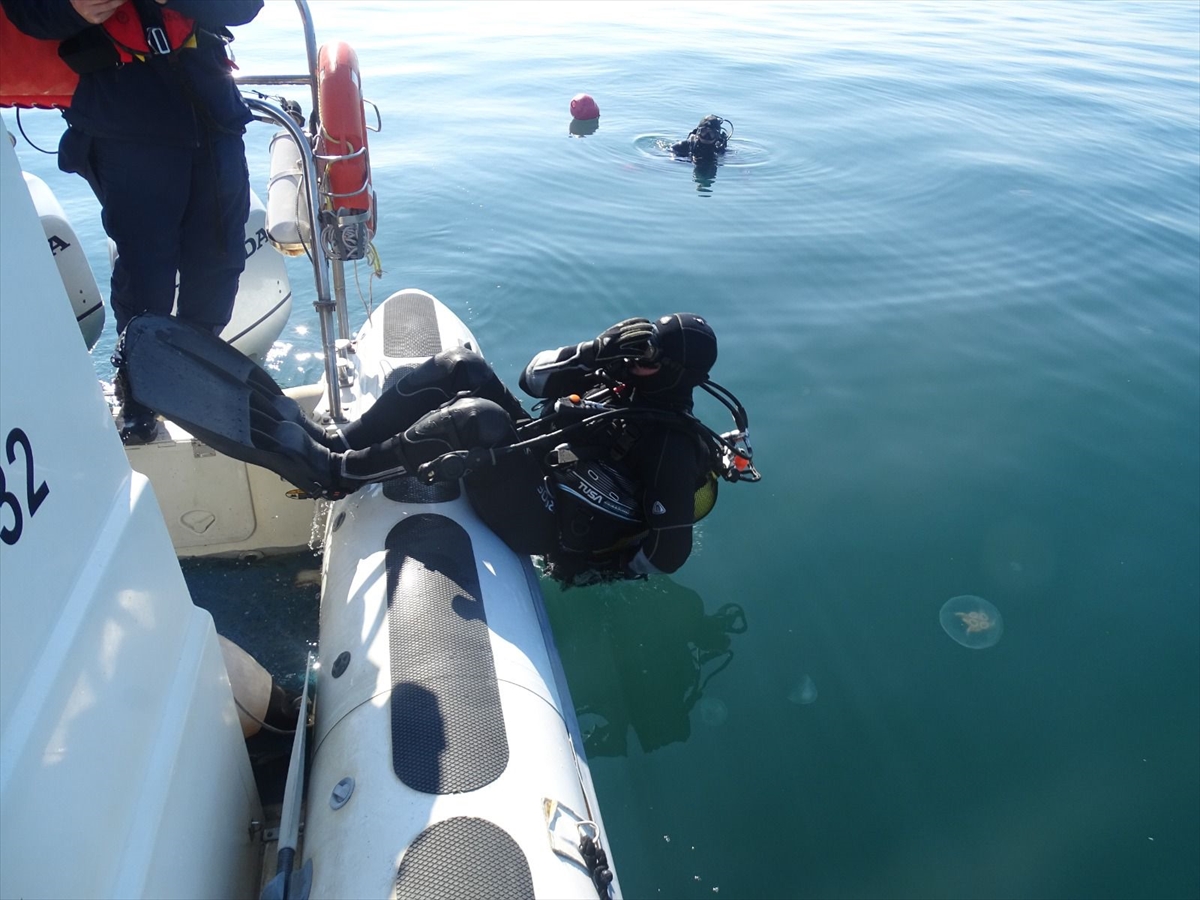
[670,116,728,163]
[519,340,710,576]
[334,342,711,578]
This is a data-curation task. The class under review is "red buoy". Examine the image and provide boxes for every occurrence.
[570,93,600,120]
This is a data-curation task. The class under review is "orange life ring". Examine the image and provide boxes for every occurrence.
[316,41,373,234]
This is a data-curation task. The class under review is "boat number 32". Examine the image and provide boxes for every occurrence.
[0,427,50,546]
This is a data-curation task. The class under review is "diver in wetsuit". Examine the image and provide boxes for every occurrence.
[670,115,731,163]
[115,311,760,585]
[329,313,726,584]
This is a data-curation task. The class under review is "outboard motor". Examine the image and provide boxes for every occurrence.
[23,171,105,349]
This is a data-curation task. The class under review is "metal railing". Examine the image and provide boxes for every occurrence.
[233,0,352,423]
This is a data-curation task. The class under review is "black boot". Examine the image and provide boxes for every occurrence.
[113,367,158,444]
[119,398,159,445]
[335,433,413,488]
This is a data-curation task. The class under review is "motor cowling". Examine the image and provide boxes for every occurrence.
[23,171,105,349]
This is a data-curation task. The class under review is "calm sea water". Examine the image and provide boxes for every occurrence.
[7,2,1199,897]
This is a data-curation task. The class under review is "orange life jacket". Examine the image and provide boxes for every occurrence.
[100,2,198,63]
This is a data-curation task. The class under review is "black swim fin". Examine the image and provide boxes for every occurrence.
[115,314,343,497]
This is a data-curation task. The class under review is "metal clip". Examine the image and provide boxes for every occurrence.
[145,26,170,55]
[544,799,613,896]
[547,443,579,467]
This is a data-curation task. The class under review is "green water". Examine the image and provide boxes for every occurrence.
[6,2,1198,896]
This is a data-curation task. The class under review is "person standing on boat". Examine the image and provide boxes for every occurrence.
[329,313,724,585]
[0,0,263,443]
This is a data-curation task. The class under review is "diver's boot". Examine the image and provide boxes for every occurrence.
[119,397,159,445]
[249,420,348,498]
[334,433,413,489]
[113,367,159,444]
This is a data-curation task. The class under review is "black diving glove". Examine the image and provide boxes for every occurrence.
[592,317,656,365]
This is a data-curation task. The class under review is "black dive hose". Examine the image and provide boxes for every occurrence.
[417,406,681,483]
[417,394,752,485]
[699,378,750,432]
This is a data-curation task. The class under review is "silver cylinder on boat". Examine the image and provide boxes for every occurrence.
[266,129,314,257]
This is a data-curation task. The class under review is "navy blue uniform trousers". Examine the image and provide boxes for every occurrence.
[58,126,250,335]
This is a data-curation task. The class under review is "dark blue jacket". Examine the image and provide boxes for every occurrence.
[1,0,262,145]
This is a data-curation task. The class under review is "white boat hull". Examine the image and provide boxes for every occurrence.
[1,116,262,900]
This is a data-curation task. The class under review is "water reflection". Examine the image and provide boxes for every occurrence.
[631,134,782,195]
[569,118,600,138]
[545,579,747,756]
[690,157,720,194]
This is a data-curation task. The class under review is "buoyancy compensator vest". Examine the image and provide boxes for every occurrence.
[536,388,726,556]
[545,443,647,556]
[411,378,760,588]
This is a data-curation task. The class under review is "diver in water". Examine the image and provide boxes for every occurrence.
[328,313,757,584]
[670,115,732,163]
[116,312,760,586]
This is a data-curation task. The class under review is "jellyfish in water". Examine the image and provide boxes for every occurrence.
[695,697,728,726]
[939,595,1004,649]
[788,674,818,705]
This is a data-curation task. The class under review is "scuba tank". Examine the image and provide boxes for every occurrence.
[266,123,313,257]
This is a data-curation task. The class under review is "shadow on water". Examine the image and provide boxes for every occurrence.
[543,577,747,757]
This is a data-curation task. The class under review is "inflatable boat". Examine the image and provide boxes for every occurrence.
[308,289,616,899]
